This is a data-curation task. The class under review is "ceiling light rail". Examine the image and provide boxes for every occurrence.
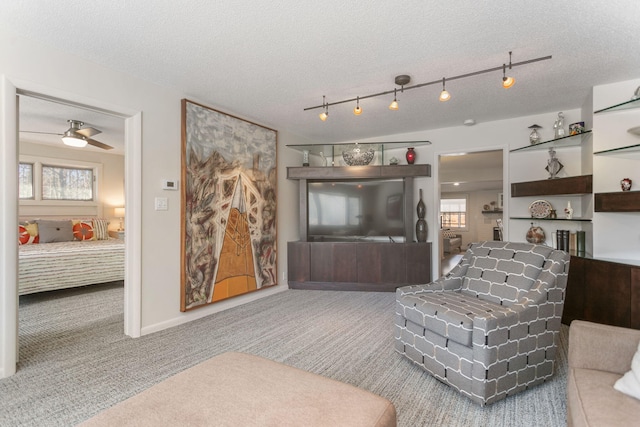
[305,52,552,118]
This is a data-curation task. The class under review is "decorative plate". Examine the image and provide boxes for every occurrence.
[529,200,552,219]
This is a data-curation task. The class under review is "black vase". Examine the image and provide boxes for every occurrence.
[416,189,427,242]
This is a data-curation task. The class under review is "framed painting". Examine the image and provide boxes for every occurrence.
[180,99,278,311]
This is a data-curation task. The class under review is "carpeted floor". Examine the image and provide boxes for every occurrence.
[1,283,568,426]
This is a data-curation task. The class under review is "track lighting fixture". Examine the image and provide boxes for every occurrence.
[353,96,362,115]
[304,51,551,118]
[389,89,399,110]
[318,95,329,121]
[439,77,451,102]
[502,51,515,89]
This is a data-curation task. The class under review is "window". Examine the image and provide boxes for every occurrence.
[440,197,467,229]
[18,162,34,199]
[41,165,94,201]
[18,155,100,204]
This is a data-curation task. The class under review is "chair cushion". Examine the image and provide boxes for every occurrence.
[461,242,553,306]
[398,291,512,347]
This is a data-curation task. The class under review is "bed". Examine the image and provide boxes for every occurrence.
[18,219,125,295]
[19,239,125,295]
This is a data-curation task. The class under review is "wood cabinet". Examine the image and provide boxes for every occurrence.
[287,241,431,292]
[562,256,640,329]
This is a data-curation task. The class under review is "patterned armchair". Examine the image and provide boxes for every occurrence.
[395,241,570,406]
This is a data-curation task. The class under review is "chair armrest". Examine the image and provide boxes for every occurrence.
[568,320,640,375]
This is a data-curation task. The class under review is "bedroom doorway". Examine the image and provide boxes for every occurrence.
[1,78,142,378]
[17,94,127,334]
[438,149,505,276]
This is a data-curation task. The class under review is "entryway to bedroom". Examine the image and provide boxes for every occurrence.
[16,94,126,367]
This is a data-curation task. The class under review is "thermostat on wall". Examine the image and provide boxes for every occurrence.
[162,179,179,190]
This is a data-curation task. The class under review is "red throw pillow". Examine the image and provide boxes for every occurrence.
[73,221,94,241]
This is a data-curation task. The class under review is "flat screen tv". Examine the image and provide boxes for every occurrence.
[307,179,405,242]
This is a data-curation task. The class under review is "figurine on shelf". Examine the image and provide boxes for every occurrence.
[528,124,542,145]
[553,112,566,138]
[564,201,574,219]
[302,149,310,167]
[319,152,327,167]
[621,178,632,191]
[545,148,564,179]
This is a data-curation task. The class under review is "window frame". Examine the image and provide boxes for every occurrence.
[18,155,101,208]
[440,194,469,231]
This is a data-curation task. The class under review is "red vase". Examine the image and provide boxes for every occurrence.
[406,147,416,164]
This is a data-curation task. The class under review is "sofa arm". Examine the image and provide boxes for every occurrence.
[568,320,640,375]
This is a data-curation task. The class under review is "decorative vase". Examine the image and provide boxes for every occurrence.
[406,147,416,165]
[415,189,427,242]
[621,178,632,191]
[528,124,542,145]
[302,149,309,167]
[564,201,573,219]
[553,112,566,138]
[526,223,545,244]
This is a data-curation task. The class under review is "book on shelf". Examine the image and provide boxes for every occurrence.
[554,229,586,255]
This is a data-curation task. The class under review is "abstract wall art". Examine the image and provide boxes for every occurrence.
[180,99,278,311]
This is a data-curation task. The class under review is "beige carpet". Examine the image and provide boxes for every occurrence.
[1,282,568,426]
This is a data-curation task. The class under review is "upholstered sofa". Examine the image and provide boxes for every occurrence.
[567,320,640,426]
[395,241,570,406]
[442,230,462,254]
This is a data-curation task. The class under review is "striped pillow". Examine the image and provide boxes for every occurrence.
[92,219,110,240]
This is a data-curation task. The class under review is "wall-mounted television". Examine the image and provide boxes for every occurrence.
[307,179,406,242]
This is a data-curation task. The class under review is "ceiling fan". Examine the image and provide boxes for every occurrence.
[20,119,114,150]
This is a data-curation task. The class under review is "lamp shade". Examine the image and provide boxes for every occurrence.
[114,207,125,217]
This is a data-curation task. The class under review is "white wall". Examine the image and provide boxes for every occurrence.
[0,29,304,345]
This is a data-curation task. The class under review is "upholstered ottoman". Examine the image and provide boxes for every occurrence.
[80,352,396,427]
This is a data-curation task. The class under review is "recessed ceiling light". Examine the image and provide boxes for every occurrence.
[463,119,476,126]
[453,182,460,186]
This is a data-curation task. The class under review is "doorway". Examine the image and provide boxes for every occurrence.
[1,78,142,378]
[438,149,504,276]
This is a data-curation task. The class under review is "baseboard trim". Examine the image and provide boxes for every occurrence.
[140,285,288,336]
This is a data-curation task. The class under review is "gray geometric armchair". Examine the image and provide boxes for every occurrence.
[395,241,570,406]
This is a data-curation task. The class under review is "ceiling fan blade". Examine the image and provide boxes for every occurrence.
[86,138,114,150]
[76,126,102,138]
[20,130,63,136]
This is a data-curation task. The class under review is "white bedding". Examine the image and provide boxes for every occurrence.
[19,239,125,295]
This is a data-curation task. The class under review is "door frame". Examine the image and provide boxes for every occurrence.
[1,75,142,378]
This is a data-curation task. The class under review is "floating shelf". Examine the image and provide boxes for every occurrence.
[510,131,592,153]
[594,191,640,212]
[286,140,431,167]
[593,97,640,114]
[511,175,593,197]
[286,164,431,180]
[510,217,592,222]
[482,210,503,214]
[594,142,640,156]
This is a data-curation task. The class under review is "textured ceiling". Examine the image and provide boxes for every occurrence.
[4,1,640,151]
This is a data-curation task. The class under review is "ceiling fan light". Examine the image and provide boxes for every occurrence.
[62,131,88,147]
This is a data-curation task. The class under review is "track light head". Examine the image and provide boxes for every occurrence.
[502,52,515,89]
[439,77,451,102]
[389,89,399,110]
[318,95,329,121]
[353,96,362,115]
